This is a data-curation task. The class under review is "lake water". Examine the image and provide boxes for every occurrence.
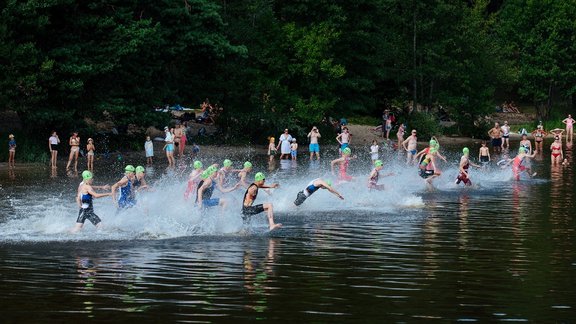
[1,142,575,322]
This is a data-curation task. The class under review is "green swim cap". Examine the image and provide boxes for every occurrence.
[125,165,135,173]
[374,160,383,167]
[325,179,333,187]
[209,165,218,173]
[136,166,145,174]
[244,161,252,169]
[519,147,526,154]
[193,161,203,169]
[462,147,469,154]
[223,159,233,167]
[255,172,266,182]
[201,170,211,179]
[429,139,438,146]
[82,170,93,180]
[342,147,351,155]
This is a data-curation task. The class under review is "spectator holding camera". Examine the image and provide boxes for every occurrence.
[308,126,322,160]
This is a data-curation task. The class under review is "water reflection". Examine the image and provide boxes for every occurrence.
[457,194,469,250]
[243,239,278,313]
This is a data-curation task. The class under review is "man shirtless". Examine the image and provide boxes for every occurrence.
[402,129,418,164]
[488,122,502,153]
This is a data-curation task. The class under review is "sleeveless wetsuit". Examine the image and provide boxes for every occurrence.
[456,159,471,185]
[242,183,264,217]
[76,191,102,225]
[118,177,135,208]
[339,157,352,181]
[419,155,434,179]
[196,180,219,207]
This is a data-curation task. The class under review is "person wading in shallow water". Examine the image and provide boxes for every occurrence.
[241,172,282,231]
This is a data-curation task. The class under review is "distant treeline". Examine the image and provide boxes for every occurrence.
[1,0,575,139]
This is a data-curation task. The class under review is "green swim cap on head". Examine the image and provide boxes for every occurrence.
[429,139,438,146]
[209,165,218,173]
[244,161,252,169]
[325,179,333,187]
[201,170,210,179]
[462,147,469,154]
[342,147,351,155]
[193,161,203,169]
[125,165,135,173]
[223,159,232,167]
[519,147,526,154]
[255,172,266,182]
[374,160,383,167]
[82,170,93,180]
[136,166,145,174]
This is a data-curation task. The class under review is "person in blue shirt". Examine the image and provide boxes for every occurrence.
[8,134,16,167]
[111,165,137,209]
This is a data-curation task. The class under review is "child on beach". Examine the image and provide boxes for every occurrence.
[370,139,379,163]
[478,141,490,164]
[268,137,276,162]
[8,134,16,167]
[290,139,298,160]
[145,136,154,165]
[86,138,95,170]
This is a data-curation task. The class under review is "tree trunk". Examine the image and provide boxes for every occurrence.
[412,0,417,114]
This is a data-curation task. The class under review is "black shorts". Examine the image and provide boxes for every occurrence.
[294,191,308,206]
[242,204,265,217]
[419,169,434,179]
[480,156,489,163]
[492,138,502,147]
[51,144,58,151]
[76,207,101,226]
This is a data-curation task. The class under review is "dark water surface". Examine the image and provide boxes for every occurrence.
[1,145,575,322]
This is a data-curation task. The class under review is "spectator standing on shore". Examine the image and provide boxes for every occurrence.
[49,131,60,168]
[336,126,351,153]
[268,137,276,162]
[86,138,95,171]
[277,129,293,160]
[145,136,154,165]
[562,114,575,141]
[396,123,405,151]
[488,122,502,154]
[307,126,321,160]
[66,132,81,171]
[382,109,394,140]
[290,139,298,160]
[402,129,418,164]
[8,134,16,168]
[163,126,175,167]
[501,121,511,149]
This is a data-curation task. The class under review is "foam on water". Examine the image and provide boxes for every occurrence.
[0,151,541,243]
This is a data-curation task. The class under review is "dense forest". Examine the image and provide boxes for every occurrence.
[1,0,575,142]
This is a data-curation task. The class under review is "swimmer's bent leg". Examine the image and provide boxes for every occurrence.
[77,207,102,226]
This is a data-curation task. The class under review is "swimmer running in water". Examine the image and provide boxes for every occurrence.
[236,161,254,189]
[111,165,137,209]
[418,146,441,187]
[330,147,356,182]
[293,178,343,206]
[184,161,204,200]
[505,147,537,180]
[197,166,238,210]
[455,147,481,186]
[242,172,282,231]
[368,160,394,191]
[72,170,111,233]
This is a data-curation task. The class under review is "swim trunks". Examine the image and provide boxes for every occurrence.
[491,138,502,147]
[480,156,489,163]
[341,143,349,150]
[291,150,297,157]
[409,149,417,155]
[51,144,58,151]
[419,169,434,179]
[309,143,319,153]
[166,144,174,152]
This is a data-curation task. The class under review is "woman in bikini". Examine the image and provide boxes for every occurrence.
[531,125,547,152]
[562,114,575,140]
[86,138,95,171]
[66,132,81,170]
[550,136,563,165]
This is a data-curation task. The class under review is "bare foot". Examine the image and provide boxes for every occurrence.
[269,223,283,231]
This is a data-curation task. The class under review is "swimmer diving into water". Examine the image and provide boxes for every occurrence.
[293,178,343,206]
[242,172,282,231]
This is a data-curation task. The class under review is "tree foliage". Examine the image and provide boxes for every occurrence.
[0,0,569,140]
